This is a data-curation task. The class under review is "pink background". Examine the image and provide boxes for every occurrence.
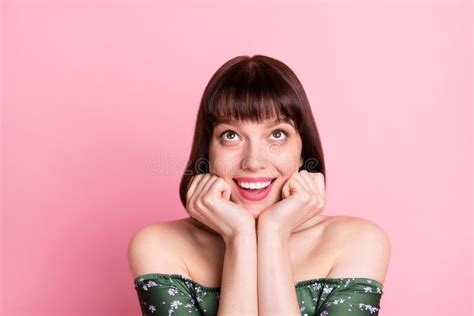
[1,0,472,315]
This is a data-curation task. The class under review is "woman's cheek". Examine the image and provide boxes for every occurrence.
[222,154,242,175]
[274,154,300,174]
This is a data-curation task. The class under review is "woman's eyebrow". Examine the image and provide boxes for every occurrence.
[215,118,294,128]
[265,118,294,127]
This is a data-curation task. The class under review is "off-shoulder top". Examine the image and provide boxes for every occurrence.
[133,273,384,315]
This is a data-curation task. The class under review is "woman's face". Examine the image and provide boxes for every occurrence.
[208,117,303,218]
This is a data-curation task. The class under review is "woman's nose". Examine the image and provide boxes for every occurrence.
[240,141,268,171]
[241,156,265,171]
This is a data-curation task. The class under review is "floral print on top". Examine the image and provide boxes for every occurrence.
[133,273,384,316]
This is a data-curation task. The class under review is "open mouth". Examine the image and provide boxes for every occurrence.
[232,177,277,201]
[232,177,277,191]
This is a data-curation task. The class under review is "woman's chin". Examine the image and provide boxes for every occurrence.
[246,208,263,219]
[231,198,262,217]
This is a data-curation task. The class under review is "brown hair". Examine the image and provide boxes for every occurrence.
[179,55,326,209]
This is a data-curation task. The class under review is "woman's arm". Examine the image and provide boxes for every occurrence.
[256,171,326,316]
[184,174,258,315]
[257,224,300,316]
[217,231,258,316]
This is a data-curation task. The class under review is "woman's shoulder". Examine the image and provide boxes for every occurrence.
[325,215,389,237]
[324,215,391,284]
[127,218,195,280]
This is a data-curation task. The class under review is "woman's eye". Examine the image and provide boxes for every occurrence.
[270,129,288,141]
[220,130,239,142]
[219,129,288,143]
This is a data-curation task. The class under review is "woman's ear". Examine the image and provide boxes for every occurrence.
[299,156,304,171]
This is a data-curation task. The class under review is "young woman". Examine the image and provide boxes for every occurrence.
[128,55,391,315]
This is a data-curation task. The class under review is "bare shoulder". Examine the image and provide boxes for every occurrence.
[127,218,193,280]
[325,215,391,284]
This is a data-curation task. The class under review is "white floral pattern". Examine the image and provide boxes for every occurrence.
[134,273,384,315]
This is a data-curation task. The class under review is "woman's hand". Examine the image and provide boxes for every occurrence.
[257,170,326,239]
[186,173,256,244]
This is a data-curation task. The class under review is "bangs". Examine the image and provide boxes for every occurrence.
[204,62,304,133]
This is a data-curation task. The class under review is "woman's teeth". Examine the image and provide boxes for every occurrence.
[237,181,272,190]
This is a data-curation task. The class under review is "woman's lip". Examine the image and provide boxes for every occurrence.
[233,178,277,185]
[234,179,275,201]
[233,176,277,183]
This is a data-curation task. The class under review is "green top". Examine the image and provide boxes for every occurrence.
[133,273,384,315]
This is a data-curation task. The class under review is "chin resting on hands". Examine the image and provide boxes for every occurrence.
[257,170,326,239]
[186,173,256,243]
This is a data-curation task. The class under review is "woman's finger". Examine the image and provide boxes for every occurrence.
[310,172,325,196]
[299,170,318,193]
[293,172,324,227]
[209,177,231,201]
[282,173,300,198]
[187,174,204,202]
[281,176,291,199]
[191,174,212,205]
[282,173,305,201]
[187,174,206,210]
[188,174,220,229]
[291,173,311,195]
[201,175,220,201]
